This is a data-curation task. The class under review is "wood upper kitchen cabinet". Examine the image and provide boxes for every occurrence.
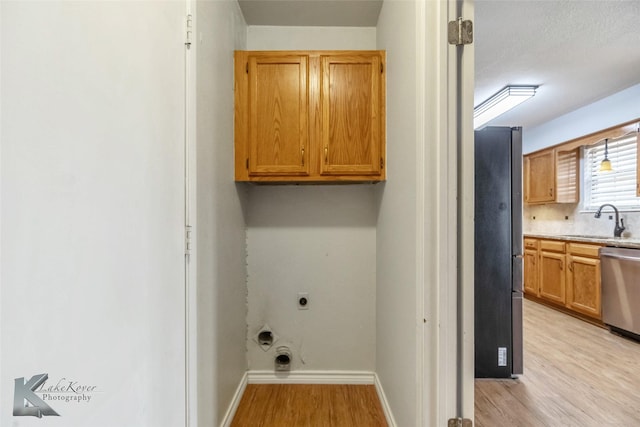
[566,242,603,319]
[234,50,386,183]
[524,149,555,203]
[523,238,539,296]
[538,239,566,305]
[524,148,579,204]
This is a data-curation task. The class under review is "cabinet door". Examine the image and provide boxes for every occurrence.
[567,255,601,319]
[523,156,530,203]
[320,53,384,177]
[524,248,539,296]
[526,149,555,203]
[247,54,310,176]
[539,251,565,304]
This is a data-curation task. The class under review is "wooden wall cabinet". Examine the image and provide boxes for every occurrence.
[524,150,555,203]
[566,243,602,319]
[234,50,386,183]
[524,148,579,204]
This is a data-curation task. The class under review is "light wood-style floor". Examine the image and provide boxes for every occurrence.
[476,298,640,426]
[231,384,387,426]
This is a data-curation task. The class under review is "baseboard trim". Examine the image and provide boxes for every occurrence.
[374,373,398,427]
[247,370,375,385]
[220,371,248,427]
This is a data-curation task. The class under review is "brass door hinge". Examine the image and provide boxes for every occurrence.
[448,18,473,46]
[448,418,473,427]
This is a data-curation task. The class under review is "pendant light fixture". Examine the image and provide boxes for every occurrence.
[600,138,612,172]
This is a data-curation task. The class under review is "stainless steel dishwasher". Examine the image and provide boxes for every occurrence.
[601,247,640,339]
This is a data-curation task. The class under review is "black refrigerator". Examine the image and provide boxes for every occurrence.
[474,126,523,378]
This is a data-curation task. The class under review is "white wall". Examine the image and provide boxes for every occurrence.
[247,26,377,50]
[1,2,186,426]
[375,1,420,425]
[194,0,248,425]
[524,83,640,154]
[244,27,378,373]
[246,186,377,371]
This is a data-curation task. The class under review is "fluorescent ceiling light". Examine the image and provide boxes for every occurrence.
[474,85,538,129]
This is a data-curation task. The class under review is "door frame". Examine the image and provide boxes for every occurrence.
[420,0,474,424]
[185,1,198,427]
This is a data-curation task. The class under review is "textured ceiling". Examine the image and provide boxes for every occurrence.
[237,0,640,130]
[475,0,640,129]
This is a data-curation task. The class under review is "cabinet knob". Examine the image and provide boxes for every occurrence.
[301,147,305,166]
[324,146,328,163]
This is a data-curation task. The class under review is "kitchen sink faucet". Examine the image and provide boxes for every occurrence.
[594,203,626,237]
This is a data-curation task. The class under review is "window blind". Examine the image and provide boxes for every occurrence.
[584,134,640,210]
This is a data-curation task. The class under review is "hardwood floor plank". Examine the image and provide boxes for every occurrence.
[231,384,387,426]
[475,299,640,426]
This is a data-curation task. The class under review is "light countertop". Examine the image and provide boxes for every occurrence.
[524,233,640,249]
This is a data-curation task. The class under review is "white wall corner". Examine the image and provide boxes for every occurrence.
[220,372,248,427]
[374,373,398,427]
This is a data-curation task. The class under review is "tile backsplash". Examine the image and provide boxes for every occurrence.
[523,203,640,238]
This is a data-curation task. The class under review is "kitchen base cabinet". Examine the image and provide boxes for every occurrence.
[567,243,602,319]
[538,240,566,305]
[524,237,604,321]
[524,238,539,296]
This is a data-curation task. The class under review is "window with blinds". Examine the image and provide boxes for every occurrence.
[584,134,640,210]
[557,149,579,202]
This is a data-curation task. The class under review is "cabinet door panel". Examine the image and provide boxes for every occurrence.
[539,251,565,304]
[567,255,601,319]
[526,150,555,203]
[320,54,382,176]
[524,249,539,296]
[248,55,309,176]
